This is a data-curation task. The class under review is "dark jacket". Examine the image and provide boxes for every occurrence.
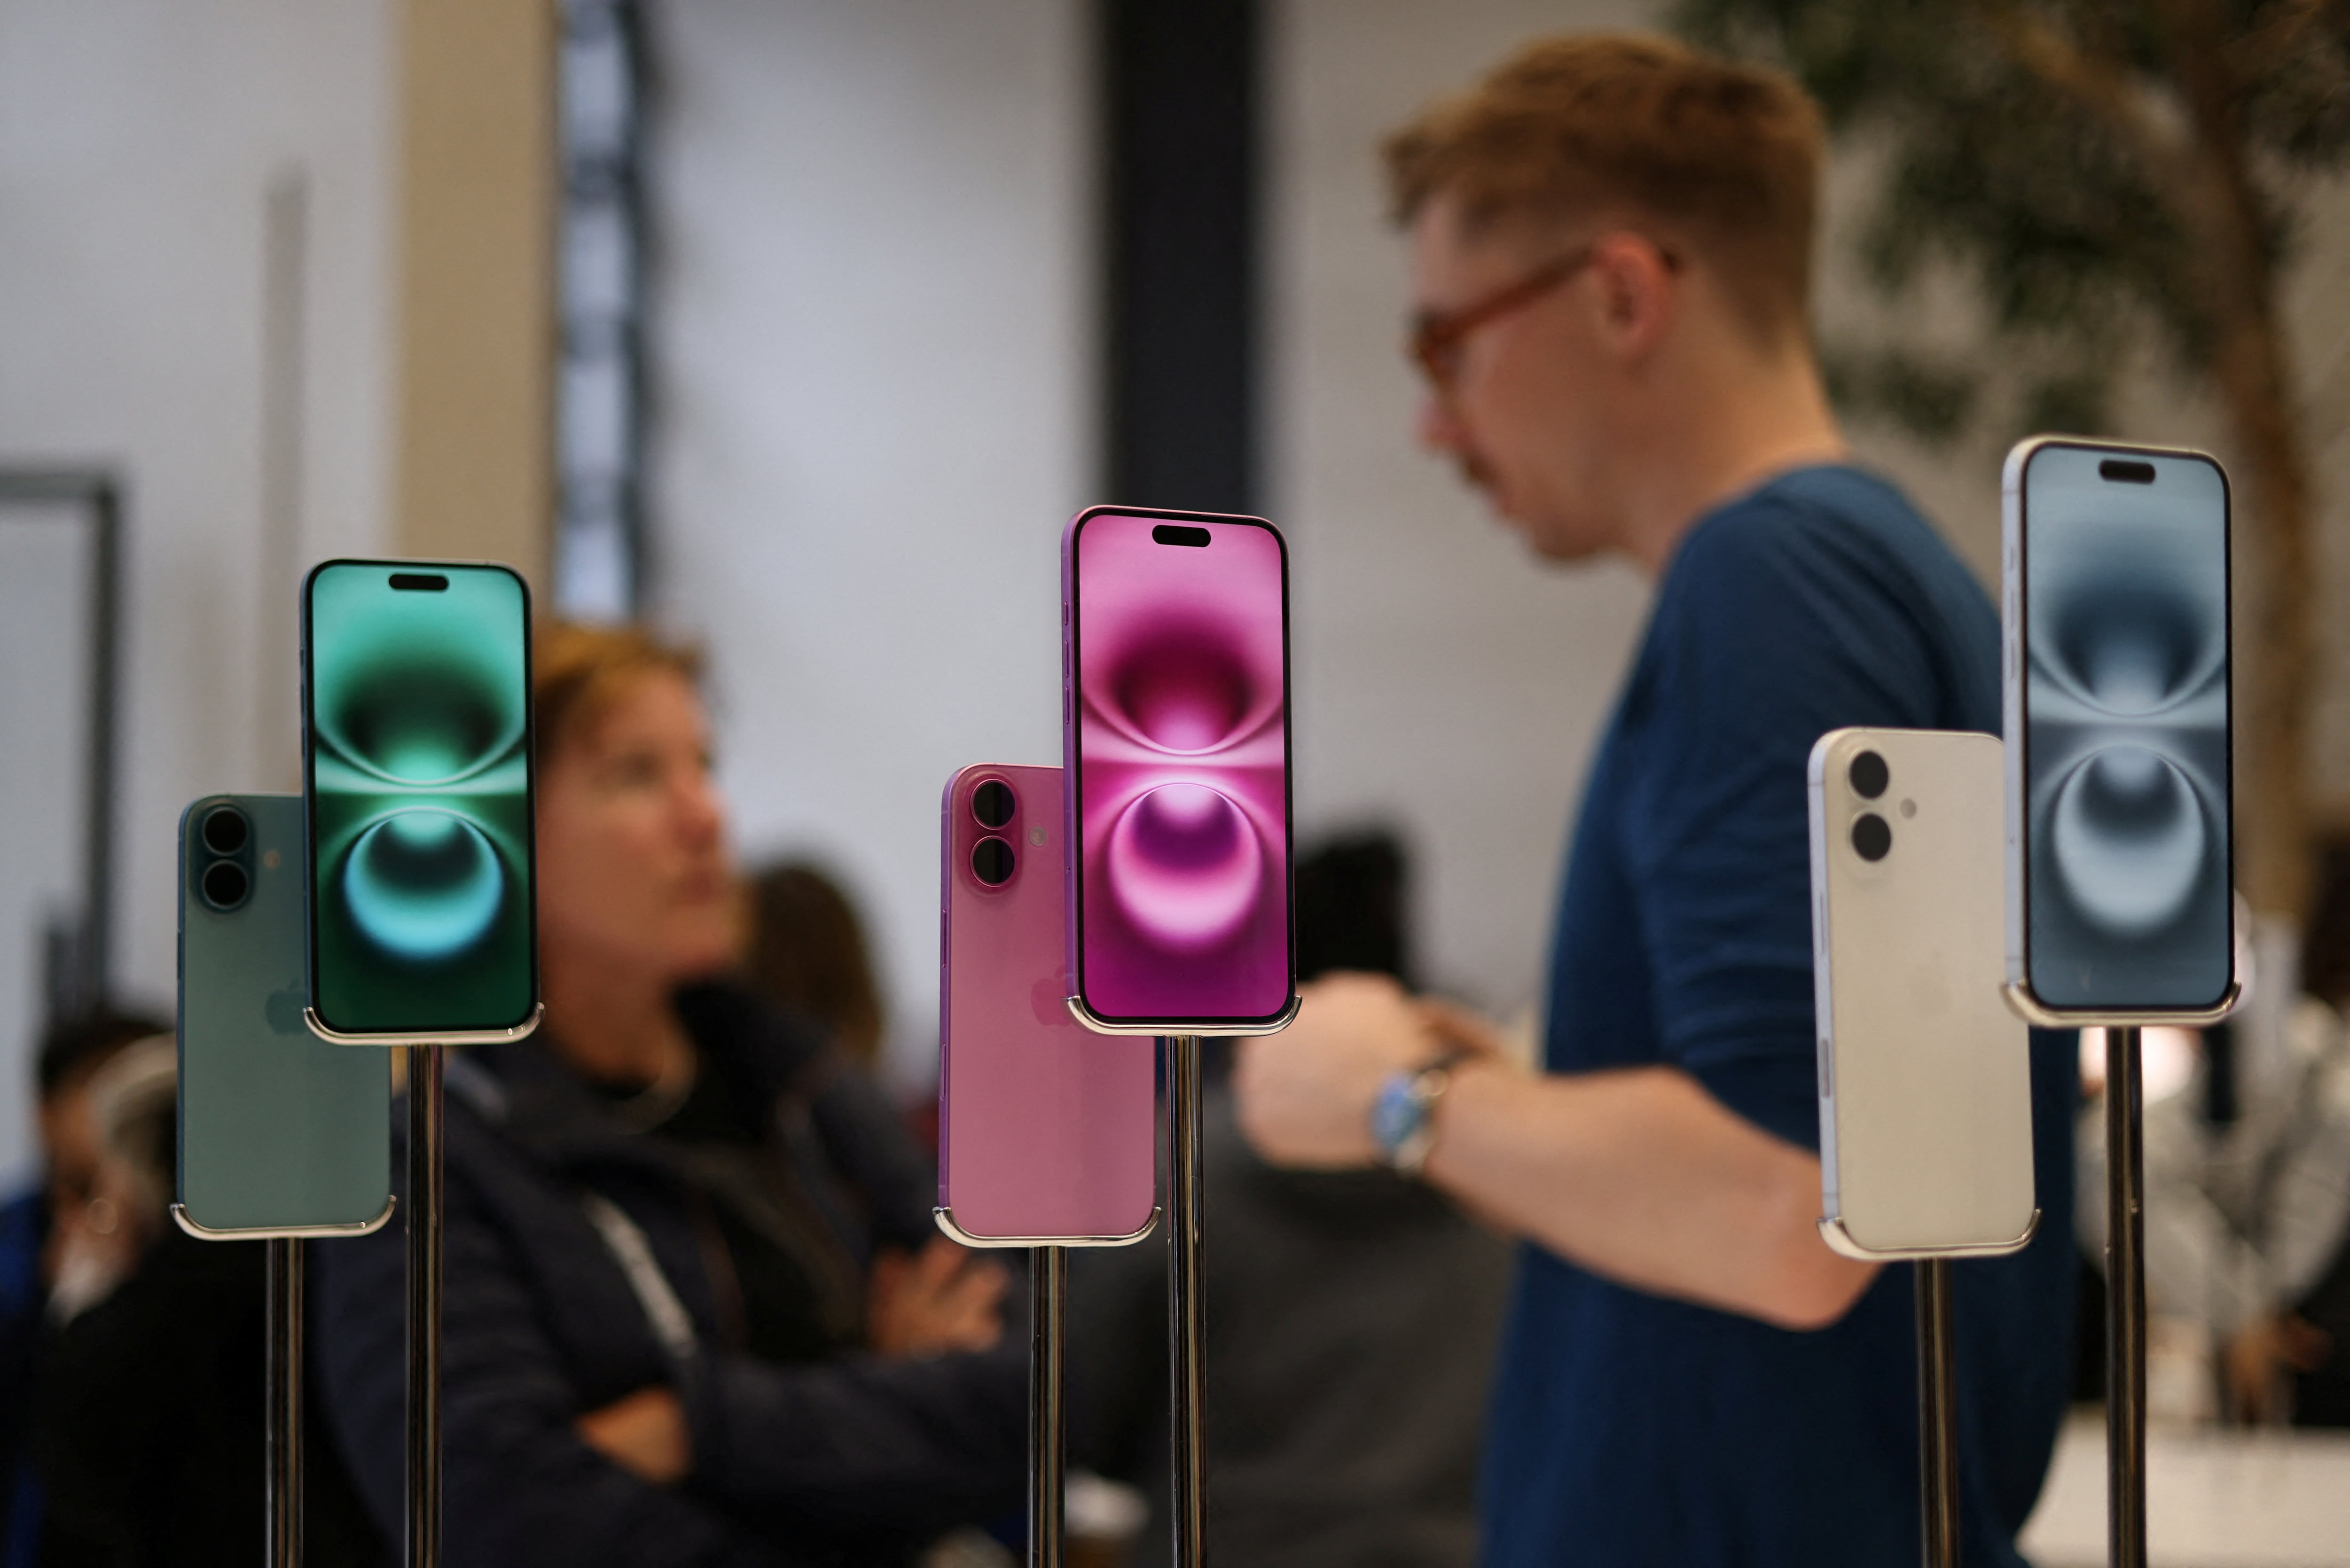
[314,984,1026,1568]
[31,1220,384,1568]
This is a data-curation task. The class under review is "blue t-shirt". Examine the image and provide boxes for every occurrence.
[1481,467,2078,1568]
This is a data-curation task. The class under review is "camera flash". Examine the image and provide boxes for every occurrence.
[262,850,282,868]
[1899,800,1916,819]
[1028,826,1048,847]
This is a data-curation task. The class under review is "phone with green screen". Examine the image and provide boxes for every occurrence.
[301,560,541,1042]
[177,794,393,1235]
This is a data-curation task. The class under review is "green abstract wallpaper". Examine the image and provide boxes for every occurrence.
[307,563,535,1034]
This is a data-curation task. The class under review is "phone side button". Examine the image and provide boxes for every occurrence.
[1818,1039,1833,1100]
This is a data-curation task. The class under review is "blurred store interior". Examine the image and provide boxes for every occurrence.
[6,2,2350,1563]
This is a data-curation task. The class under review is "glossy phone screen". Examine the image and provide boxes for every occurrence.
[303,561,537,1035]
[2021,445,2232,1008]
[1066,510,1292,1025]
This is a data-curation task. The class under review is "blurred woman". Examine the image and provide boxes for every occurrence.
[316,623,1024,1568]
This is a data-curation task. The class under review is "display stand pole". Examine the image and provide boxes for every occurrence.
[1915,1258,1958,1568]
[407,1043,446,1568]
[2104,1025,2146,1568]
[267,1236,304,1568]
[1165,1033,1206,1568]
[1030,1245,1067,1568]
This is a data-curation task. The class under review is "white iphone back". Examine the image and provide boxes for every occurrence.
[1808,727,2037,1259]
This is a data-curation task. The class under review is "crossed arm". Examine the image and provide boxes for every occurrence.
[1232,974,1879,1331]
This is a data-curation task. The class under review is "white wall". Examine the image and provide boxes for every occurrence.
[645,0,1095,1085]
[0,0,395,1177]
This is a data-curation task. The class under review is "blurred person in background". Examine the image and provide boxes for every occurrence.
[1068,833,1512,1568]
[2084,863,2350,1427]
[743,863,887,1075]
[0,1008,161,1564]
[316,623,1026,1568]
[20,1019,381,1565]
[1234,35,2077,1568]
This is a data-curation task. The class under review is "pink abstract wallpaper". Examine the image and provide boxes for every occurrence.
[1071,514,1291,1021]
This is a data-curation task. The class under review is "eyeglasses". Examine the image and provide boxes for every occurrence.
[1406,238,1678,393]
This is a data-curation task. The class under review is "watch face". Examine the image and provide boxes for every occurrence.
[1371,1074,1421,1155]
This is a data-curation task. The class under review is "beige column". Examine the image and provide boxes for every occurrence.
[390,0,558,603]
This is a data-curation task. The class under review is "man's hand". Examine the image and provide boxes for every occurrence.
[867,1236,1007,1358]
[578,1386,691,1484]
[1233,973,1450,1168]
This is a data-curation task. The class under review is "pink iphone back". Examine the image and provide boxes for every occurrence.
[938,764,1158,1244]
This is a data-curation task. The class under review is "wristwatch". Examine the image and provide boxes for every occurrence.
[1370,1060,1457,1177]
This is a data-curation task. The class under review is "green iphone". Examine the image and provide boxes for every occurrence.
[176,794,393,1235]
[301,560,541,1041]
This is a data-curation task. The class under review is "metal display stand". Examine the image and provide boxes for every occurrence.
[407,1043,446,1568]
[267,1237,304,1568]
[1915,1259,1958,1568]
[2001,986,2232,1568]
[1164,1033,1206,1568]
[1030,1247,1067,1568]
[2102,1024,2147,1568]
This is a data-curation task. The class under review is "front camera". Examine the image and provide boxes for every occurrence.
[201,805,251,856]
[971,837,1015,886]
[1848,751,1888,800]
[1851,814,1892,862]
[201,859,251,910]
[972,780,1015,829]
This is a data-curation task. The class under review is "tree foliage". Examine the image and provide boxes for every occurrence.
[1677,0,2350,440]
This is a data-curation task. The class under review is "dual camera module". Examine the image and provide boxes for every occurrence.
[970,780,1017,886]
[1848,750,1893,862]
[196,803,254,910]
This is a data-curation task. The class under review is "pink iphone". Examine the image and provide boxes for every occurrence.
[937,764,1158,1244]
[1061,507,1296,1033]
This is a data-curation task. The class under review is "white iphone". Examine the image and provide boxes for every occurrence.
[1809,727,2037,1259]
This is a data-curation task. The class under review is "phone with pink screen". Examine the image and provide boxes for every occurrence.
[937,764,1158,1245]
[1061,507,1297,1034]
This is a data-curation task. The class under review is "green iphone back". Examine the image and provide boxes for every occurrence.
[177,793,392,1234]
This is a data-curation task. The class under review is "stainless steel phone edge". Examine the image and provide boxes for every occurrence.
[933,1205,1162,1250]
[172,1194,398,1242]
[303,1003,544,1048]
[1818,1209,2040,1264]
[1064,993,1301,1039]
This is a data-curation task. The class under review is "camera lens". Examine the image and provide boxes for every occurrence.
[972,780,1016,829]
[201,859,251,909]
[1851,814,1892,862]
[201,805,251,856]
[971,837,1015,886]
[1848,750,1888,800]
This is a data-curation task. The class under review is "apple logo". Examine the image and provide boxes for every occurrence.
[1031,969,1075,1030]
[265,984,308,1036]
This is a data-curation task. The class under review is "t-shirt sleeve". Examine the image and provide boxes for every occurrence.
[1623,503,1957,1148]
